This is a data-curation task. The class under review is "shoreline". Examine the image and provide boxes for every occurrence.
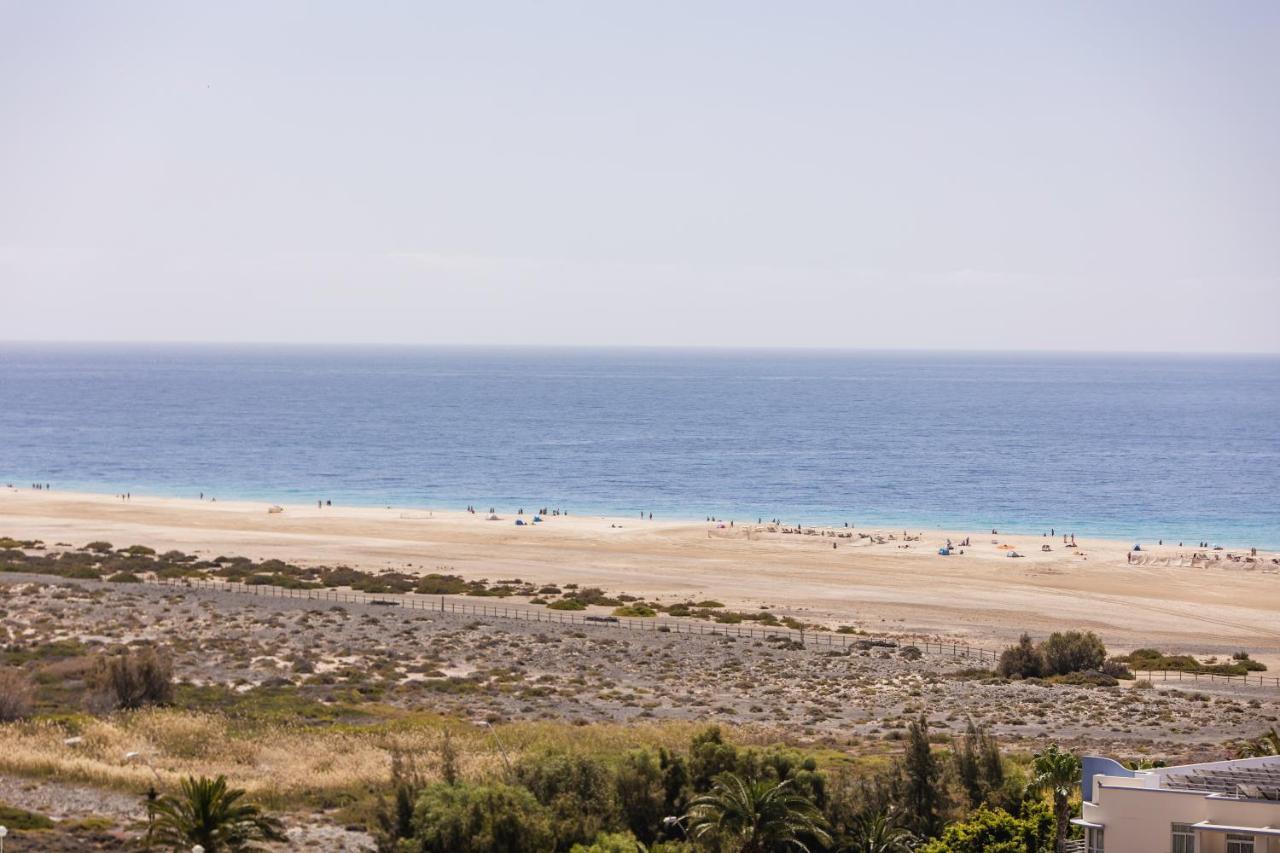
[3,481,1272,552]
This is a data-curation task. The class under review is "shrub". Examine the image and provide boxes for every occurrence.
[84,541,114,553]
[548,599,586,611]
[88,648,174,710]
[569,588,620,607]
[613,605,656,618]
[374,750,428,849]
[688,726,740,793]
[1040,631,1106,676]
[415,574,470,595]
[411,782,554,853]
[0,667,36,721]
[1122,648,1264,676]
[996,634,1044,679]
[515,752,621,848]
[1049,671,1118,688]
[569,832,645,853]
[1100,657,1134,679]
[916,802,1053,853]
[615,749,666,844]
[0,802,55,830]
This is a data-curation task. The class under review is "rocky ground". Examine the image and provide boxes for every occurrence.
[4,575,1276,751]
[3,574,1278,849]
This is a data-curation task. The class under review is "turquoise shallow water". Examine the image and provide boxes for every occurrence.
[2,344,1277,547]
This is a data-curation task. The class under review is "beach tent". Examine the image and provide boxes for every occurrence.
[1132,544,1142,551]
[533,515,543,522]
[515,518,526,526]
[938,547,951,556]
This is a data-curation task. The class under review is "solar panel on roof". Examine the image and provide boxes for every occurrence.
[1162,763,1280,798]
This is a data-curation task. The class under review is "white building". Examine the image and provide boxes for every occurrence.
[1076,755,1280,853]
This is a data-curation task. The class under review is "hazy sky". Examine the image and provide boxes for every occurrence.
[2,2,1277,352]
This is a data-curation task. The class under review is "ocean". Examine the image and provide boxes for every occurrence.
[1,344,1277,547]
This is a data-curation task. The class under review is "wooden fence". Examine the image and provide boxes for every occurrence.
[1133,668,1280,690]
[144,577,1280,691]
[150,577,1000,665]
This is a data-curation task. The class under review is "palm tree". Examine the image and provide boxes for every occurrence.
[1238,726,1280,758]
[685,773,831,853]
[1030,745,1081,853]
[148,775,285,852]
[843,810,917,853]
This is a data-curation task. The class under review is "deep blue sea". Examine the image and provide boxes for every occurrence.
[1,344,1277,547]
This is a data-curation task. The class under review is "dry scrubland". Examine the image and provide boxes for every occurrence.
[1,571,1278,850]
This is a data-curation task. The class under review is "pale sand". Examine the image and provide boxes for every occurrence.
[2,488,1278,662]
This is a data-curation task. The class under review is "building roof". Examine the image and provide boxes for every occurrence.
[1161,758,1280,801]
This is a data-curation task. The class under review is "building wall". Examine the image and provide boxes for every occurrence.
[1085,779,1280,853]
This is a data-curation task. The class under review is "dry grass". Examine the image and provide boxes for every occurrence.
[0,709,763,807]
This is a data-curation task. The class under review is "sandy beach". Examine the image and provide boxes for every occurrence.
[2,487,1278,661]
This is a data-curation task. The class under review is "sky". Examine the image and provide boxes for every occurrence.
[2,1,1278,352]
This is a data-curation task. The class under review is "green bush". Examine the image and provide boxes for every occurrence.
[916,803,1053,853]
[1100,657,1134,679]
[569,588,620,607]
[1123,648,1265,676]
[0,802,55,830]
[1040,631,1106,676]
[548,599,586,611]
[1048,671,1118,688]
[411,782,553,853]
[569,831,644,853]
[614,749,666,844]
[687,726,740,793]
[998,631,1108,679]
[515,752,621,849]
[996,634,1044,679]
[613,605,656,618]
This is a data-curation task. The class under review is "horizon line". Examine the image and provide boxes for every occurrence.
[2,339,1279,358]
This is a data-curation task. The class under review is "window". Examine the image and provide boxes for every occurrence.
[1087,826,1104,853]
[1171,823,1195,853]
[1226,834,1254,853]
